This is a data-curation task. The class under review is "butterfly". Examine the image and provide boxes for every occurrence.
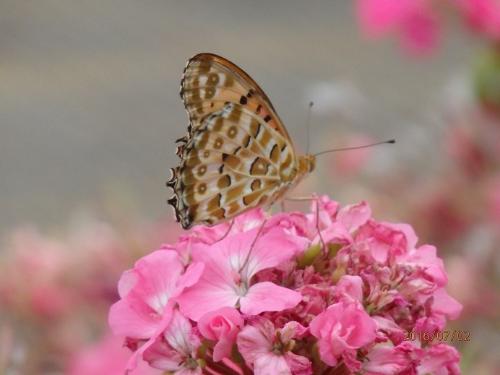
[167,53,316,229]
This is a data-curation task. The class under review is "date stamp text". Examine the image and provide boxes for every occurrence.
[404,330,470,342]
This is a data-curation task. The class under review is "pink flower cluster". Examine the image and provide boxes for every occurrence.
[357,0,441,55]
[357,0,500,55]
[109,196,462,374]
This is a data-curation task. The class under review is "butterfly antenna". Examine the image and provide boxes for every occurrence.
[313,139,395,157]
[306,102,314,155]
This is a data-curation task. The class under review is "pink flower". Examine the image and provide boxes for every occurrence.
[372,316,406,344]
[306,196,352,246]
[457,0,500,40]
[309,300,377,367]
[417,343,461,375]
[308,195,340,229]
[68,334,161,375]
[337,201,372,234]
[355,219,413,264]
[356,0,440,55]
[198,307,243,361]
[237,318,311,375]
[363,341,421,374]
[397,244,448,297]
[105,196,462,373]
[430,288,463,320]
[177,227,302,321]
[143,310,202,374]
[335,275,364,302]
[108,250,203,371]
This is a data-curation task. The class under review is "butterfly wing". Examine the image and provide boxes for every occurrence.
[169,54,298,229]
[179,53,294,143]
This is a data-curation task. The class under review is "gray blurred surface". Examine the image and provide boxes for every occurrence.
[0,0,479,233]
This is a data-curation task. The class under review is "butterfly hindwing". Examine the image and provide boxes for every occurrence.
[169,103,294,228]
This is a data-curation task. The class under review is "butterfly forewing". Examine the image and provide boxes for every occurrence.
[180,53,293,142]
[169,53,302,229]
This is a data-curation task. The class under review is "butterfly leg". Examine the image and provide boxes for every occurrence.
[216,219,235,243]
[238,219,268,273]
[314,197,327,254]
[280,200,286,212]
[284,196,327,254]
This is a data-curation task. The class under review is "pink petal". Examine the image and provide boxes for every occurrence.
[240,282,302,316]
[108,298,165,339]
[242,227,302,277]
[336,275,364,302]
[284,352,312,375]
[432,288,463,320]
[418,344,460,375]
[118,269,138,298]
[124,305,174,373]
[364,343,412,374]
[337,201,372,233]
[198,307,243,361]
[143,337,184,371]
[212,337,235,363]
[174,262,205,296]
[237,320,274,365]
[177,279,239,321]
[109,250,187,338]
[254,354,291,375]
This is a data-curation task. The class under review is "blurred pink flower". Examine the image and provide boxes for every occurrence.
[329,135,374,178]
[357,0,440,55]
[198,307,243,361]
[0,228,72,319]
[447,125,487,176]
[457,0,500,40]
[446,255,499,318]
[68,334,161,375]
[309,300,377,368]
[487,175,500,225]
[177,227,302,321]
[237,318,311,375]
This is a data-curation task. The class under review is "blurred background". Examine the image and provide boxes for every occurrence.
[0,1,499,374]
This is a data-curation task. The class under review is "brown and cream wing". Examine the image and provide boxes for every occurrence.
[179,53,294,146]
[168,103,295,229]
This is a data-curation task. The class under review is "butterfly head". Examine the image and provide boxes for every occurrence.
[298,154,316,176]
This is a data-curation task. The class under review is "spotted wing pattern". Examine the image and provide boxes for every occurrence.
[168,53,300,229]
